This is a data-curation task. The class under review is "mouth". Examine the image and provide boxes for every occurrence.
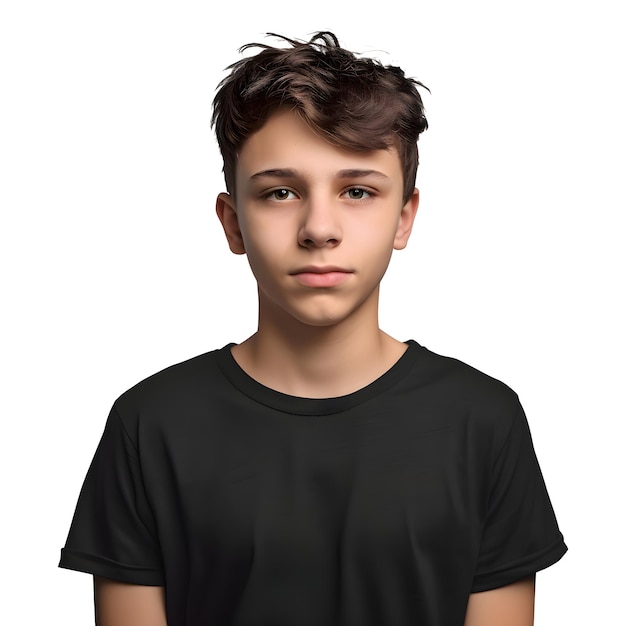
[289,266,353,288]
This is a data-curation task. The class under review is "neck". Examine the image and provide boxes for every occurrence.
[231,295,406,398]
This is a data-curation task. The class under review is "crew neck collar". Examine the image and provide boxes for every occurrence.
[215,340,422,416]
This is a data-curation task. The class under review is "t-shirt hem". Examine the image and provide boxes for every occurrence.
[471,534,568,593]
[58,548,165,586]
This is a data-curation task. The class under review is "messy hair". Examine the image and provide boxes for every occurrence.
[211,32,428,204]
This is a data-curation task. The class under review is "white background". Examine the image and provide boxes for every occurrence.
[1,0,624,623]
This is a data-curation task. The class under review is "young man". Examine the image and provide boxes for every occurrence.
[59,32,566,625]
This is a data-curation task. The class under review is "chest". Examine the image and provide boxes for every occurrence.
[146,409,488,564]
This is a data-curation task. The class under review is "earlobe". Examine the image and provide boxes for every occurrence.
[216,192,246,255]
[393,188,419,250]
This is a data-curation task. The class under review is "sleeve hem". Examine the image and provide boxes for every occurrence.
[471,534,568,593]
[58,548,165,586]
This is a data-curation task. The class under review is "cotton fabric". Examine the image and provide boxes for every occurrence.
[59,341,566,625]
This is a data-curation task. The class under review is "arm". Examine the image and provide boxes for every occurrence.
[94,576,167,626]
[464,575,535,626]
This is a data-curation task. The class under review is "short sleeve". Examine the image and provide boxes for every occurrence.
[471,402,567,592]
[58,405,165,585]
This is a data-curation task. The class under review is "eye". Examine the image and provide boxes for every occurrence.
[344,187,373,200]
[266,188,297,201]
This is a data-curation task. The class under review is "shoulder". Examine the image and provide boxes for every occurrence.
[408,341,519,403]
[111,344,234,427]
[404,341,525,444]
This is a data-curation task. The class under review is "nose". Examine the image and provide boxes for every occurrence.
[297,195,343,248]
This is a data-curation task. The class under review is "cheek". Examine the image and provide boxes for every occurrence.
[352,216,399,251]
[244,210,302,257]
[241,227,290,277]
[239,217,276,255]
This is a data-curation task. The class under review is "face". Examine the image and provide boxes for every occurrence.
[217,109,419,330]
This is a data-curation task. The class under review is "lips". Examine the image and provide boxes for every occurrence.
[290,266,353,288]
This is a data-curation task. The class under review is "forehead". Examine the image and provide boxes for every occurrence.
[236,109,403,183]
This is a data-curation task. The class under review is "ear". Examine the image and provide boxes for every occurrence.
[393,188,419,250]
[216,192,246,255]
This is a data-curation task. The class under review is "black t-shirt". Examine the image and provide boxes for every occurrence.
[59,341,566,625]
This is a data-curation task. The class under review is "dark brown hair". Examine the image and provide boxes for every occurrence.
[212,32,428,204]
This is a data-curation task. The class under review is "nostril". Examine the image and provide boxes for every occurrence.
[301,237,339,248]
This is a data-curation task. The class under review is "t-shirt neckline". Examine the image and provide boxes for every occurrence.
[215,339,422,416]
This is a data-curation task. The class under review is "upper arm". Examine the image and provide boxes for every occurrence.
[94,576,167,626]
[464,576,535,626]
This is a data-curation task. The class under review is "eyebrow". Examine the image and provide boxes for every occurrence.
[249,168,390,181]
[250,168,298,180]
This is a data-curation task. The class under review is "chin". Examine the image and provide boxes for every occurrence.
[262,291,375,330]
[288,305,361,328]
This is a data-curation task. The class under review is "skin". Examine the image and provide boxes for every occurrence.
[464,576,536,625]
[93,577,166,626]
[217,108,419,397]
[93,109,536,624]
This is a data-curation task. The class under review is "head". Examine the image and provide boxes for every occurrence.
[211,32,428,205]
